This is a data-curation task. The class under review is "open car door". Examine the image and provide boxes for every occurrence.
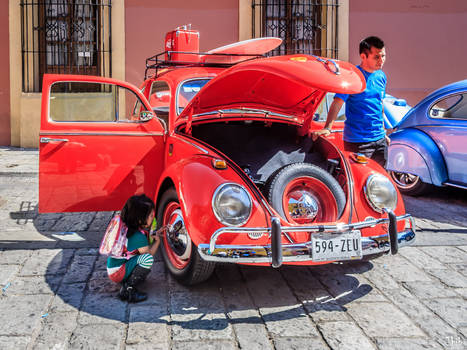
[39,74,166,213]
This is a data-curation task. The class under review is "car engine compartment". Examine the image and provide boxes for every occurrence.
[189,120,336,188]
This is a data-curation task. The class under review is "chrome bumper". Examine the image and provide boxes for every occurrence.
[198,214,416,265]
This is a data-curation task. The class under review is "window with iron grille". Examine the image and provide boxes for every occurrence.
[21,0,112,92]
[252,0,338,58]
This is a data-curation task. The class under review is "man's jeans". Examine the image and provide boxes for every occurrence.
[344,137,388,167]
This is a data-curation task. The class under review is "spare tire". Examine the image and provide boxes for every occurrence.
[267,163,346,224]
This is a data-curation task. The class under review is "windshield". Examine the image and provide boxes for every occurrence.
[313,92,346,122]
[177,78,211,114]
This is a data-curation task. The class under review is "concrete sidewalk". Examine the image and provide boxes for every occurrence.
[1,147,466,349]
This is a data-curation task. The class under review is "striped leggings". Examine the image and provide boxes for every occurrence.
[136,253,154,270]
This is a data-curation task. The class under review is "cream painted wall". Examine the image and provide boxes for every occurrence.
[8,0,126,148]
[349,0,467,106]
[9,0,21,147]
[337,0,349,61]
[0,1,10,146]
[19,95,41,147]
[238,0,251,41]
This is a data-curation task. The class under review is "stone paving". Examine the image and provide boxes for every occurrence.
[0,146,466,349]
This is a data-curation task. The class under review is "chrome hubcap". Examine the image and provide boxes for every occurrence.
[166,208,191,260]
[391,172,420,189]
[287,191,319,221]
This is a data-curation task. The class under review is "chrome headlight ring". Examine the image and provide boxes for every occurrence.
[364,173,398,213]
[212,183,252,226]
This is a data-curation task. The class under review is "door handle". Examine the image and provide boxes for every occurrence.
[40,137,69,143]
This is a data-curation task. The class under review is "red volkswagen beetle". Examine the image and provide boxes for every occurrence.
[39,34,415,285]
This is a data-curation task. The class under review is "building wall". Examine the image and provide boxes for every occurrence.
[7,0,126,148]
[0,1,10,146]
[7,1,465,147]
[124,0,239,86]
[349,0,467,106]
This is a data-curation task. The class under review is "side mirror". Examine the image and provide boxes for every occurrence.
[139,110,155,121]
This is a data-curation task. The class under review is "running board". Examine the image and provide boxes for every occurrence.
[443,182,467,190]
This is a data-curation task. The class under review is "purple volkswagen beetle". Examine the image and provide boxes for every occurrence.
[387,80,467,195]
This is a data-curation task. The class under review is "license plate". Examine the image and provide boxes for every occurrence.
[311,230,362,262]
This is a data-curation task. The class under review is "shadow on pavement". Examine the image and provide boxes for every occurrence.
[40,247,376,327]
[3,200,113,250]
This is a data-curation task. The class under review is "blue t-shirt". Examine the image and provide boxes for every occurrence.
[335,66,387,143]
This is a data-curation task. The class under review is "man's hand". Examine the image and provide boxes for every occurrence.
[385,128,394,145]
[311,128,331,141]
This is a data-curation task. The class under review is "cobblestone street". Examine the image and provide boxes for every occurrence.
[1,147,466,349]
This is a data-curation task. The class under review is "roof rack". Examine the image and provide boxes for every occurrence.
[144,51,264,79]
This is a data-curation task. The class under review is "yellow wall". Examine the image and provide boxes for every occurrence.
[8,0,126,148]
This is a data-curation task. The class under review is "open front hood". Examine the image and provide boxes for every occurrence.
[179,55,365,123]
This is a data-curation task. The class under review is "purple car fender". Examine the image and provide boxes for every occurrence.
[387,128,448,186]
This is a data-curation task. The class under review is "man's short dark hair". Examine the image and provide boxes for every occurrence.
[359,36,385,56]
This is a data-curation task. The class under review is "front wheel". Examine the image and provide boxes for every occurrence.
[389,171,431,196]
[157,188,215,285]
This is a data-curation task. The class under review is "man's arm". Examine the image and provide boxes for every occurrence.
[382,105,393,145]
[311,97,344,141]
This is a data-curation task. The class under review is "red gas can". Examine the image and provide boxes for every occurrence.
[164,25,200,63]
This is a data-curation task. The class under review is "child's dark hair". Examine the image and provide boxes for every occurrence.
[120,194,155,235]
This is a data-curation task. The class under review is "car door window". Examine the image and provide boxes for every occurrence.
[430,93,467,120]
[50,81,148,122]
[149,81,171,125]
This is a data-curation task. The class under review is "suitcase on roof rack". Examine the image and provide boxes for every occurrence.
[164,25,200,63]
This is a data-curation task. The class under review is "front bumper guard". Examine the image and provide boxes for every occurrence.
[198,213,416,266]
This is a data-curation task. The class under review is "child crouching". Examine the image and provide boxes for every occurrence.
[107,194,160,302]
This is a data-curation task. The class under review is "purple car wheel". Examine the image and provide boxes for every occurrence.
[389,171,431,196]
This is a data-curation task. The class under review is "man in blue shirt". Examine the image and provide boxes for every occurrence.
[313,36,390,167]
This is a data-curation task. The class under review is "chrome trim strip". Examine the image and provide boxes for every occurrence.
[333,144,354,226]
[260,199,276,218]
[40,132,164,137]
[198,229,415,263]
[178,137,209,153]
[40,137,69,143]
[443,182,467,190]
[208,214,412,253]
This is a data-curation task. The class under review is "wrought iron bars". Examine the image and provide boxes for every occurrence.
[20,0,112,92]
[252,0,338,58]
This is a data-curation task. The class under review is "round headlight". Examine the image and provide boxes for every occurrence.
[212,183,252,226]
[364,174,397,212]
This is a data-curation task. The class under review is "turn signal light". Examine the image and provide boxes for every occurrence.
[212,159,227,169]
[353,153,368,164]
